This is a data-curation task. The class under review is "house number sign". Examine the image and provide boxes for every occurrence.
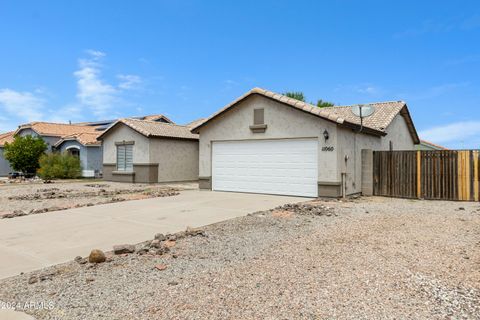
[322,146,334,152]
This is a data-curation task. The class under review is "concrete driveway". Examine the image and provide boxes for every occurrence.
[0,190,305,279]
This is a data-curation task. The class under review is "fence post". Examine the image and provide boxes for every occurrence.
[417,151,421,199]
[361,149,373,196]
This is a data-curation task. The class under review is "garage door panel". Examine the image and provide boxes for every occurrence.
[212,139,318,197]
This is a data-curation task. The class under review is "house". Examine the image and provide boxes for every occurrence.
[0,131,14,176]
[11,122,102,177]
[97,118,199,183]
[416,139,447,150]
[191,87,419,198]
[0,114,174,178]
[53,132,103,177]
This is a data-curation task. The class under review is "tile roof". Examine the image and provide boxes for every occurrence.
[54,132,102,147]
[320,101,406,132]
[15,122,99,137]
[185,118,207,129]
[420,139,448,150]
[192,87,419,143]
[97,118,199,141]
[0,131,14,147]
[141,114,173,123]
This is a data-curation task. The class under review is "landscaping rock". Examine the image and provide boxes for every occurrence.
[154,233,166,241]
[28,276,38,284]
[185,226,206,237]
[113,244,136,255]
[155,264,168,271]
[88,249,106,263]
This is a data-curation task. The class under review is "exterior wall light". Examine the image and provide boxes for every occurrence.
[323,129,329,141]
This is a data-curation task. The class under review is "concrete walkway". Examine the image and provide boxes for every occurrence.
[0,190,305,280]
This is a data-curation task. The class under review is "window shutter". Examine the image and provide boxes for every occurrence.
[117,145,126,171]
[125,145,133,171]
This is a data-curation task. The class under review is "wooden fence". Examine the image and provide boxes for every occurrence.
[373,150,480,201]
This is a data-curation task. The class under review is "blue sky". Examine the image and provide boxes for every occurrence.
[0,1,479,148]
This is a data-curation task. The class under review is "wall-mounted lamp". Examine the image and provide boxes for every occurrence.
[323,129,329,141]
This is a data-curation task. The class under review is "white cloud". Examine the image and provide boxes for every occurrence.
[117,74,142,90]
[0,88,45,122]
[419,121,480,149]
[74,50,118,117]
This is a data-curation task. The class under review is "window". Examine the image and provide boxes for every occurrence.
[117,144,133,171]
[253,108,264,125]
[68,148,80,158]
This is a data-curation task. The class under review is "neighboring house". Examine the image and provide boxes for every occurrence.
[0,114,173,178]
[13,122,102,177]
[0,131,14,176]
[191,87,419,198]
[54,132,103,177]
[97,118,199,183]
[416,139,447,150]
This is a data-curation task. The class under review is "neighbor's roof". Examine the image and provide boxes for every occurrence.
[54,132,102,147]
[15,122,99,137]
[185,118,207,129]
[191,87,420,143]
[420,139,448,150]
[141,114,173,123]
[0,131,14,147]
[97,118,199,140]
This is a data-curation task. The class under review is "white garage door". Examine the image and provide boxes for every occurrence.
[212,139,318,197]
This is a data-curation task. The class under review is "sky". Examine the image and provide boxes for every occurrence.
[0,0,479,149]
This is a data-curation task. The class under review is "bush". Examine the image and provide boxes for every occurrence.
[37,152,82,180]
[4,135,48,174]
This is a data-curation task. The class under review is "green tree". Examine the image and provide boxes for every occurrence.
[283,91,334,107]
[37,152,82,180]
[4,135,48,174]
[316,99,334,108]
[283,91,305,102]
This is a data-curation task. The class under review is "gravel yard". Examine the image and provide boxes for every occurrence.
[0,180,196,218]
[0,197,479,319]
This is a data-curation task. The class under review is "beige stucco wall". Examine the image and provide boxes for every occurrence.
[101,123,199,183]
[149,138,199,182]
[197,94,339,184]
[336,114,416,195]
[198,94,417,197]
[101,124,150,164]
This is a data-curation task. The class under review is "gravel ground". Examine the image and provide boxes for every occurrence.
[0,181,197,218]
[0,197,479,319]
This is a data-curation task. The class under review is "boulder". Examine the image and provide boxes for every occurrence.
[113,244,135,255]
[88,249,106,263]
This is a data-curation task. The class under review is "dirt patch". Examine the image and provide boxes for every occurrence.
[0,181,195,219]
[0,197,478,319]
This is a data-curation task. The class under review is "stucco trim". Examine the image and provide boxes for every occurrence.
[112,171,135,175]
[199,176,211,189]
[115,140,135,145]
[318,181,342,186]
[249,124,267,133]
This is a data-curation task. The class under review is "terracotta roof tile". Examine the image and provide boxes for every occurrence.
[192,88,419,143]
[55,132,102,147]
[0,131,14,147]
[98,118,199,140]
[15,122,99,137]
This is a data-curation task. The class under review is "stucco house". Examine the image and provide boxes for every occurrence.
[191,87,419,198]
[0,131,14,176]
[53,132,103,177]
[97,118,199,183]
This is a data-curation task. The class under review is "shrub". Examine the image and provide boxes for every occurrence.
[4,135,48,174]
[37,152,82,180]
